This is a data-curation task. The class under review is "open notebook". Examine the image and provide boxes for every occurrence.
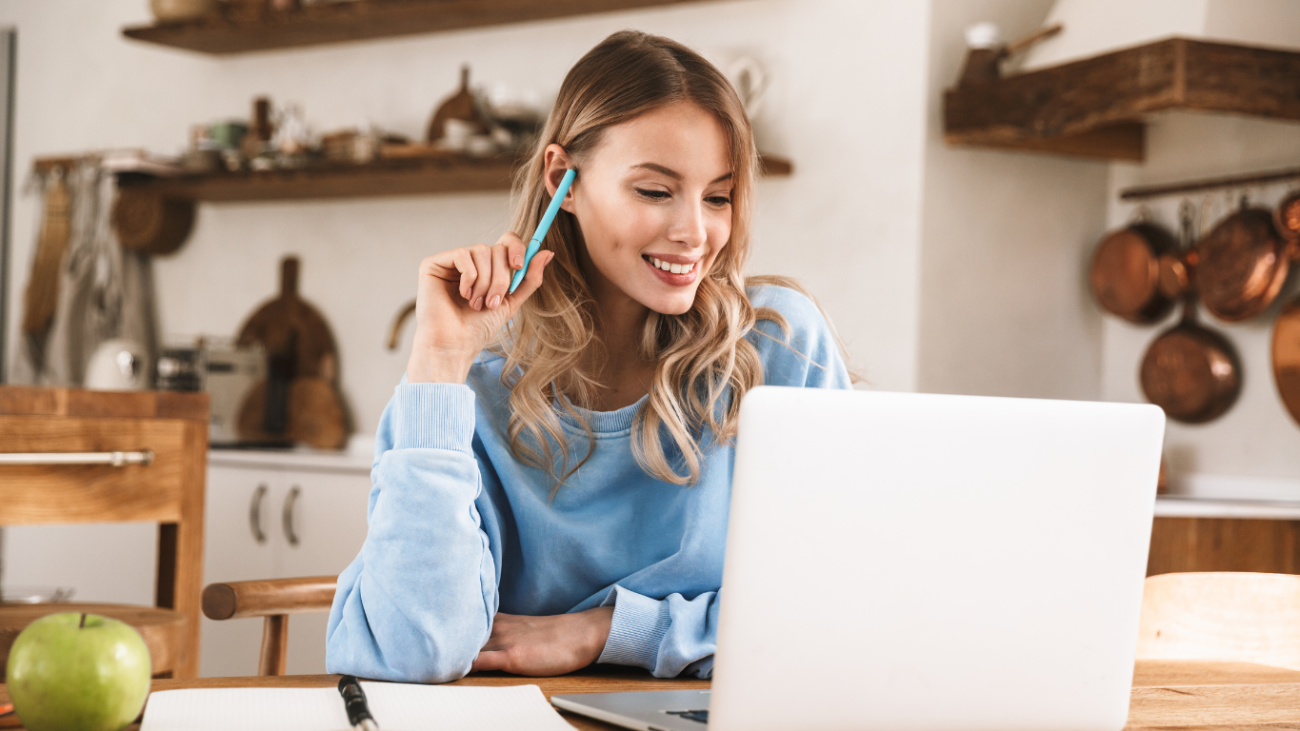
[140,682,575,731]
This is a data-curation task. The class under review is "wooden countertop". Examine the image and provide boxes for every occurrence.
[0,386,208,422]
[3,660,1300,730]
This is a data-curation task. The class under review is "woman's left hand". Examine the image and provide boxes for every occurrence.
[470,607,614,676]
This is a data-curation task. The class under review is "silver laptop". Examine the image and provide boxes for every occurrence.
[553,387,1165,731]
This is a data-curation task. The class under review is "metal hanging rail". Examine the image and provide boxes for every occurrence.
[0,450,154,467]
[1119,166,1300,201]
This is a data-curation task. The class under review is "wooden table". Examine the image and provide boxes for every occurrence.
[3,660,1300,730]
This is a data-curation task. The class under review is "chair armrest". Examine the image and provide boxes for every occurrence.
[202,576,337,620]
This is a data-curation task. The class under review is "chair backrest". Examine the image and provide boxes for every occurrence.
[1137,571,1300,671]
[0,385,209,678]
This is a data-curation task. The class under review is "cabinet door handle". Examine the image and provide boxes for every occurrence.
[249,483,268,544]
[282,485,301,547]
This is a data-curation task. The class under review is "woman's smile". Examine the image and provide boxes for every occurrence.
[642,254,699,285]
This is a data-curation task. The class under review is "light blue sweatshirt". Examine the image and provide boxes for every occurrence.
[325,285,852,683]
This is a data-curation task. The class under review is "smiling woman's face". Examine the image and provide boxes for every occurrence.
[551,102,734,317]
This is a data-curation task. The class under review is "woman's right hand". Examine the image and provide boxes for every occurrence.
[405,232,555,384]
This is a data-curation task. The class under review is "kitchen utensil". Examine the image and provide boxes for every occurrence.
[236,373,347,450]
[204,340,266,445]
[21,168,71,342]
[223,0,269,22]
[241,96,274,162]
[956,22,1063,86]
[234,257,347,448]
[0,587,75,604]
[1275,188,1300,241]
[1088,220,1178,323]
[388,299,416,350]
[208,121,248,150]
[1191,200,1293,322]
[1272,297,1300,428]
[112,188,196,256]
[427,66,491,144]
[1140,211,1241,424]
[150,0,218,22]
[156,346,202,391]
[1139,294,1242,423]
[236,257,337,379]
[84,338,150,391]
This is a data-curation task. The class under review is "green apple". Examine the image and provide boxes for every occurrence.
[6,612,151,731]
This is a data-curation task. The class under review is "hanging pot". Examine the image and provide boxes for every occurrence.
[1276,188,1300,242]
[1140,293,1242,424]
[1272,297,1300,428]
[1139,208,1242,424]
[1187,201,1293,322]
[1088,222,1178,323]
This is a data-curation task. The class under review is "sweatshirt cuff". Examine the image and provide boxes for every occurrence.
[597,585,671,671]
[392,383,476,454]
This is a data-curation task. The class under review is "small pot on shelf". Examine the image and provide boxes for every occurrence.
[149,0,219,22]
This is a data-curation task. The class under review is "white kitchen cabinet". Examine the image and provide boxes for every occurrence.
[201,457,371,678]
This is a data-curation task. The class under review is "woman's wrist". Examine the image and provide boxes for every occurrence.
[584,606,615,662]
[406,346,476,384]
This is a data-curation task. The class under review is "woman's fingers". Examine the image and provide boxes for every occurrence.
[450,248,476,300]
[505,250,554,309]
[485,243,511,310]
[500,232,528,272]
[467,245,493,310]
[470,650,508,673]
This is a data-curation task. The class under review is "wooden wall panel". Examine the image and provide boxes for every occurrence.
[1148,517,1300,576]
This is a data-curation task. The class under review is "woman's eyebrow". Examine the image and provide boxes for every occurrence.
[632,162,733,184]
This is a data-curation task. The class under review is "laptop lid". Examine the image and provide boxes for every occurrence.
[709,387,1164,731]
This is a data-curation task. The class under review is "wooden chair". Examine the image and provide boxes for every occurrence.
[1136,571,1300,671]
[202,575,337,675]
[0,385,209,678]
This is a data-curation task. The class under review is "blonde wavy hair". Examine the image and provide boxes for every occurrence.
[500,30,818,489]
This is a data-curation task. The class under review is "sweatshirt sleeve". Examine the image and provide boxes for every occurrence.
[595,288,853,679]
[597,586,721,679]
[325,382,498,683]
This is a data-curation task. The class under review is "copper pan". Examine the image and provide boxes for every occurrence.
[1276,188,1300,242]
[1183,201,1294,322]
[1273,297,1300,427]
[1140,293,1242,423]
[1269,190,1300,428]
[1140,211,1242,424]
[1088,222,1178,323]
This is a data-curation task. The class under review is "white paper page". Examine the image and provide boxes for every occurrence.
[362,682,575,731]
[140,683,574,731]
[142,688,347,731]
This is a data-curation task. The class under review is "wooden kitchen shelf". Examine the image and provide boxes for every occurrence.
[944,37,1300,162]
[123,0,723,55]
[114,152,794,203]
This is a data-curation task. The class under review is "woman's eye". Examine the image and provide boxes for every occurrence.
[636,188,671,200]
[706,195,732,206]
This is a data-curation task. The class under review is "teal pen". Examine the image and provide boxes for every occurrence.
[509,168,576,294]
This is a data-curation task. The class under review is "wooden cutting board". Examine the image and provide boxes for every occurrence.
[236,257,336,379]
[235,257,348,449]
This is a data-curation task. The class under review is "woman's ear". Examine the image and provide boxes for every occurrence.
[542,143,577,213]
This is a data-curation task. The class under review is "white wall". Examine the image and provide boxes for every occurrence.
[917,0,1109,400]
[1,0,931,436]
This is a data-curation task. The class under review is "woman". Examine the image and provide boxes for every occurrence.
[326,30,853,683]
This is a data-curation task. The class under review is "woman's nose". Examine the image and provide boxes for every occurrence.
[668,202,708,248]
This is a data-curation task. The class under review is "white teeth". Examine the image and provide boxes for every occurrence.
[648,256,695,274]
